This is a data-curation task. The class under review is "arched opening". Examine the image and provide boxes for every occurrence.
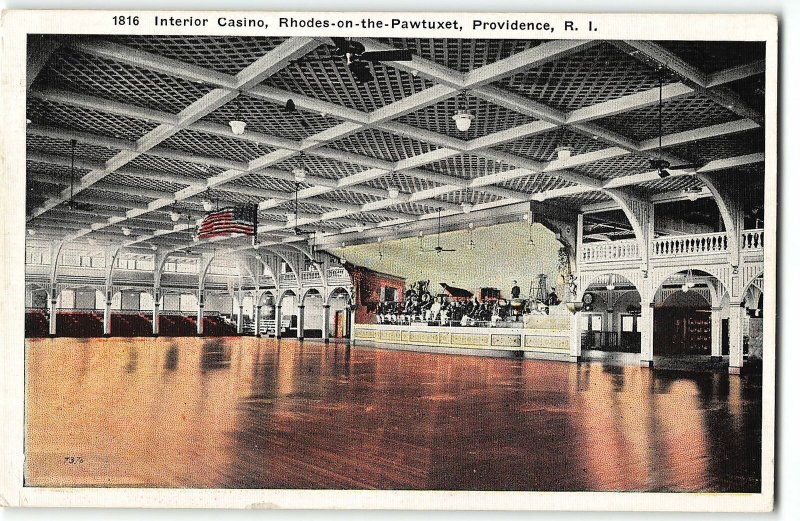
[277,290,298,337]
[300,288,323,339]
[652,269,728,358]
[579,273,642,355]
[742,273,764,361]
[327,287,353,339]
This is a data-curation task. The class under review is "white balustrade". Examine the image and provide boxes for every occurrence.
[741,229,764,251]
[651,232,729,257]
[300,270,322,283]
[279,272,298,285]
[326,267,350,281]
[580,239,640,263]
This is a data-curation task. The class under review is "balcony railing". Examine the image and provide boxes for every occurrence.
[741,229,764,251]
[326,267,350,281]
[580,239,640,263]
[300,270,322,283]
[652,232,729,258]
[279,273,297,285]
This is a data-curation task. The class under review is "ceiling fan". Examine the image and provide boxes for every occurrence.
[291,37,414,84]
[65,139,95,212]
[420,209,456,254]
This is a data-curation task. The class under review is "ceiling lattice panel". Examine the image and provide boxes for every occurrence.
[395,94,537,139]
[573,154,653,180]
[272,154,371,181]
[658,41,767,74]
[81,187,156,204]
[493,128,606,162]
[27,98,159,142]
[110,35,290,75]
[262,44,435,113]
[37,47,214,114]
[230,173,303,194]
[425,154,512,180]
[346,211,395,224]
[498,173,574,194]
[492,42,666,112]
[327,128,440,163]
[366,172,443,193]
[433,189,505,205]
[160,128,271,163]
[274,200,339,215]
[594,94,742,143]
[382,202,433,215]
[127,154,223,180]
[322,189,383,207]
[200,94,342,141]
[550,191,612,207]
[27,160,91,180]
[27,134,120,164]
[636,175,704,196]
[375,38,548,73]
[663,128,764,165]
[103,173,189,194]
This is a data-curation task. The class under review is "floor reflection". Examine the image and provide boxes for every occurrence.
[25,337,761,491]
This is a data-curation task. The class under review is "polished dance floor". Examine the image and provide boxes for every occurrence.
[25,337,762,491]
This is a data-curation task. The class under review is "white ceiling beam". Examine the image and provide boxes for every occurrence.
[707,60,765,88]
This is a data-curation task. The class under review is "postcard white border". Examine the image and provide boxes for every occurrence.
[0,9,778,512]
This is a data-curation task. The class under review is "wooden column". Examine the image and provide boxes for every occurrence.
[728,303,745,374]
[297,304,305,341]
[639,303,654,366]
[322,304,331,343]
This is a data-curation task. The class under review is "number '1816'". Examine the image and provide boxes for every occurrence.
[113,16,139,25]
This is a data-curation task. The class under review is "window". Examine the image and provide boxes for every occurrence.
[581,314,603,331]
[622,315,638,333]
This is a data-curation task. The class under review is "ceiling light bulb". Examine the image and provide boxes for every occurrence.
[150,244,158,251]
[121,227,131,236]
[229,120,246,135]
[685,187,702,201]
[681,284,689,293]
[170,210,181,222]
[27,228,36,236]
[292,167,307,182]
[193,235,199,243]
[606,284,616,291]
[387,186,400,199]
[26,118,32,125]
[461,202,474,214]
[452,112,474,132]
[201,198,214,212]
[286,211,296,222]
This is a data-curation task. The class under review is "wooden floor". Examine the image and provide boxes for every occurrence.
[25,337,762,491]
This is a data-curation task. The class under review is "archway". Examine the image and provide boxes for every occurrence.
[298,288,323,339]
[741,273,764,361]
[651,269,729,358]
[579,273,642,355]
[327,287,353,340]
[276,289,298,338]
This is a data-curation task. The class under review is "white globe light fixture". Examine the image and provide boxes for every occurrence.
[387,186,400,199]
[556,146,573,161]
[229,120,246,135]
[27,228,36,236]
[452,112,474,132]
[201,198,214,212]
[461,202,474,214]
[121,226,131,236]
[292,167,307,182]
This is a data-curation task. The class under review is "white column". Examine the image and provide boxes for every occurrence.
[347,306,354,343]
[255,305,262,337]
[274,305,282,338]
[297,304,305,340]
[710,306,722,358]
[639,303,654,366]
[196,303,204,336]
[48,297,57,336]
[152,292,160,336]
[728,302,745,374]
[322,304,331,343]
[568,312,581,361]
[236,305,244,335]
[103,297,112,336]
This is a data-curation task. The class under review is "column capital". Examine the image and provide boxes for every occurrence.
[323,304,331,309]
[298,304,305,309]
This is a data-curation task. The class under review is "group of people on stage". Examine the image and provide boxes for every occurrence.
[373,279,561,327]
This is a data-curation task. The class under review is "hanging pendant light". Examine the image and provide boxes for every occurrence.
[605,274,616,291]
[467,223,476,250]
[452,90,474,132]
[651,66,671,178]
[229,95,246,135]
[169,204,181,222]
[292,153,307,182]
[461,186,474,214]
[27,227,36,236]
[121,226,131,236]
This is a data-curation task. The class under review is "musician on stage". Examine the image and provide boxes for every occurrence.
[511,280,521,299]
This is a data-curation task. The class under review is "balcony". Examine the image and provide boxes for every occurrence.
[580,229,764,269]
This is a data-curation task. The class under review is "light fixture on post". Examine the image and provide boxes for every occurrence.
[452,90,474,132]
[605,274,616,291]
[229,94,247,135]
[467,223,476,250]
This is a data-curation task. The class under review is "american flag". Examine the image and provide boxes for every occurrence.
[197,205,257,240]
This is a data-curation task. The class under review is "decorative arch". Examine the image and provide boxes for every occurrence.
[277,288,298,307]
[326,286,353,306]
[577,269,644,299]
[651,268,731,305]
[300,287,323,305]
[285,243,326,283]
[256,289,277,307]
